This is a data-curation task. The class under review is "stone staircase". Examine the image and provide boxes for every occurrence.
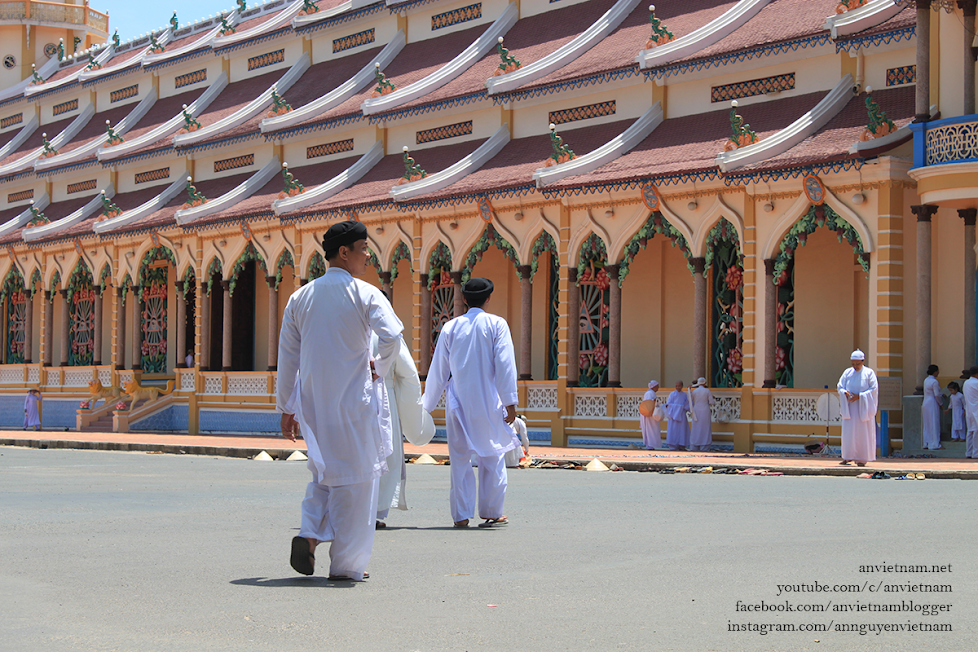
[77,401,129,433]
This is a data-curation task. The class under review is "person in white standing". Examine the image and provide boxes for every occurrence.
[372,316,426,529]
[640,380,661,450]
[688,377,714,452]
[23,388,41,430]
[277,220,404,581]
[921,364,944,450]
[422,278,518,529]
[665,380,690,451]
[837,349,879,466]
[504,415,531,468]
[945,381,965,442]
[963,367,978,459]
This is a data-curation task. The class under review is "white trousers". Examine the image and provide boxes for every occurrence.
[968,430,977,458]
[377,434,406,521]
[300,477,379,581]
[446,409,507,522]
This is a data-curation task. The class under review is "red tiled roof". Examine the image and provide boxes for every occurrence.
[385,0,621,114]
[838,5,915,43]
[204,155,361,223]
[110,170,256,235]
[734,85,916,174]
[41,61,89,85]
[416,118,636,201]
[0,205,23,226]
[0,196,91,244]
[524,0,738,91]
[295,139,478,213]
[297,23,489,128]
[42,185,169,243]
[49,104,133,157]
[114,87,209,148]
[0,116,74,168]
[185,47,382,148]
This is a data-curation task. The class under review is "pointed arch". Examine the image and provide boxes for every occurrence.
[203,256,223,296]
[616,211,694,286]
[420,237,453,275]
[98,261,113,292]
[517,214,560,271]
[65,260,96,366]
[272,248,295,290]
[763,190,874,261]
[132,236,178,284]
[691,194,744,258]
[388,240,412,281]
[568,211,611,269]
[459,223,520,284]
[307,251,326,280]
[227,242,269,296]
[526,230,558,281]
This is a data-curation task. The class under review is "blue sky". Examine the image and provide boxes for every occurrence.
[96,0,247,41]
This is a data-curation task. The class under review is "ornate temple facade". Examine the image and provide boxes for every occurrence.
[0,0,975,451]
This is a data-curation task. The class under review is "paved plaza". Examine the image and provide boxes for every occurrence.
[1,446,975,652]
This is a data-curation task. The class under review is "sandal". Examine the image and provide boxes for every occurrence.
[453,519,470,528]
[290,536,315,576]
[478,516,508,528]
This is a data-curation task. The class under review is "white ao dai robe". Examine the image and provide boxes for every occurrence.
[964,377,978,458]
[665,390,690,450]
[921,375,943,449]
[422,308,518,522]
[837,365,879,463]
[639,389,661,449]
[276,267,403,580]
[689,386,715,451]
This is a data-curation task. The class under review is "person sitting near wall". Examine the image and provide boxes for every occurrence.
[24,389,41,431]
[185,351,194,368]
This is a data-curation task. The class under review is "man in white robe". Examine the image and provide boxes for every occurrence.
[665,381,690,451]
[277,221,403,581]
[372,330,425,528]
[689,377,714,452]
[422,278,518,529]
[962,366,978,459]
[837,349,878,466]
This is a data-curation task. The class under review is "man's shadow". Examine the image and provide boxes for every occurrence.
[230,577,357,588]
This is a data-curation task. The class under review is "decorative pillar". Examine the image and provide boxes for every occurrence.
[962,208,977,366]
[606,264,622,388]
[420,282,432,374]
[915,0,932,122]
[518,265,533,381]
[691,257,707,382]
[43,290,53,366]
[115,286,126,370]
[175,281,186,368]
[450,271,464,317]
[567,268,580,387]
[200,284,211,371]
[93,289,102,366]
[962,0,977,115]
[912,204,938,390]
[221,280,232,371]
[381,271,392,299]
[58,289,69,367]
[24,290,33,364]
[763,259,777,388]
[266,276,278,371]
[131,287,142,370]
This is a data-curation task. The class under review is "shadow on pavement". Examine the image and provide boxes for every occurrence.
[230,577,358,588]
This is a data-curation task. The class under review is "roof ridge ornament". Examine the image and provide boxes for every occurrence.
[149,33,166,54]
[179,104,201,133]
[371,62,396,97]
[85,50,102,71]
[646,5,675,48]
[170,12,179,32]
[104,120,124,146]
[29,64,43,86]
[835,0,868,12]
[544,123,576,167]
[98,191,123,222]
[39,133,58,159]
[267,87,292,117]
[25,201,49,229]
[398,146,427,185]
[299,0,320,16]
[182,177,207,209]
[237,0,247,11]
[219,14,237,36]
[493,37,521,76]
[112,31,120,48]
[278,163,305,198]
[859,86,896,141]
[57,38,65,61]
[723,100,759,151]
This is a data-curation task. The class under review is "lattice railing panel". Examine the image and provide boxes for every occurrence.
[203,376,223,394]
[616,394,644,419]
[0,367,23,383]
[228,376,268,395]
[526,386,557,408]
[925,120,978,165]
[27,367,40,384]
[711,396,741,423]
[574,394,607,417]
[772,395,838,422]
[64,369,92,387]
[178,370,195,391]
[98,369,112,387]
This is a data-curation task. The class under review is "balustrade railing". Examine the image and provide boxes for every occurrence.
[0,0,109,34]
[911,114,978,167]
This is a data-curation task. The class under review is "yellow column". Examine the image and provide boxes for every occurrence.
[876,181,905,448]
[189,238,203,435]
[552,202,573,447]
[737,194,758,452]
[412,217,424,371]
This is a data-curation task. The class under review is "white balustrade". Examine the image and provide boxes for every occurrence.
[227,375,269,395]
[574,394,607,417]
[203,375,223,394]
[526,386,558,409]
[178,370,195,391]
[64,369,93,387]
[98,369,112,387]
[0,367,23,384]
[772,394,839,423]
[616,394,644,419]
[27,367,40,384]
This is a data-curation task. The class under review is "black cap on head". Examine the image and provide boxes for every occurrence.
[462,277,493,304]
[322,220,367,257]
[970,366,978,377]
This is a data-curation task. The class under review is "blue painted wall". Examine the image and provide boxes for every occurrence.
[199,409,281,435]
[131,404,190,432]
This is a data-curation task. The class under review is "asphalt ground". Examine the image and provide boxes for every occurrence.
[1,446,974,652]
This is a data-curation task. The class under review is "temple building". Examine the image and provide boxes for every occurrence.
[0,0,975,453]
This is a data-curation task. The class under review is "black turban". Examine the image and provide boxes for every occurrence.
[462,277,493,303]
[322,220,367,256]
